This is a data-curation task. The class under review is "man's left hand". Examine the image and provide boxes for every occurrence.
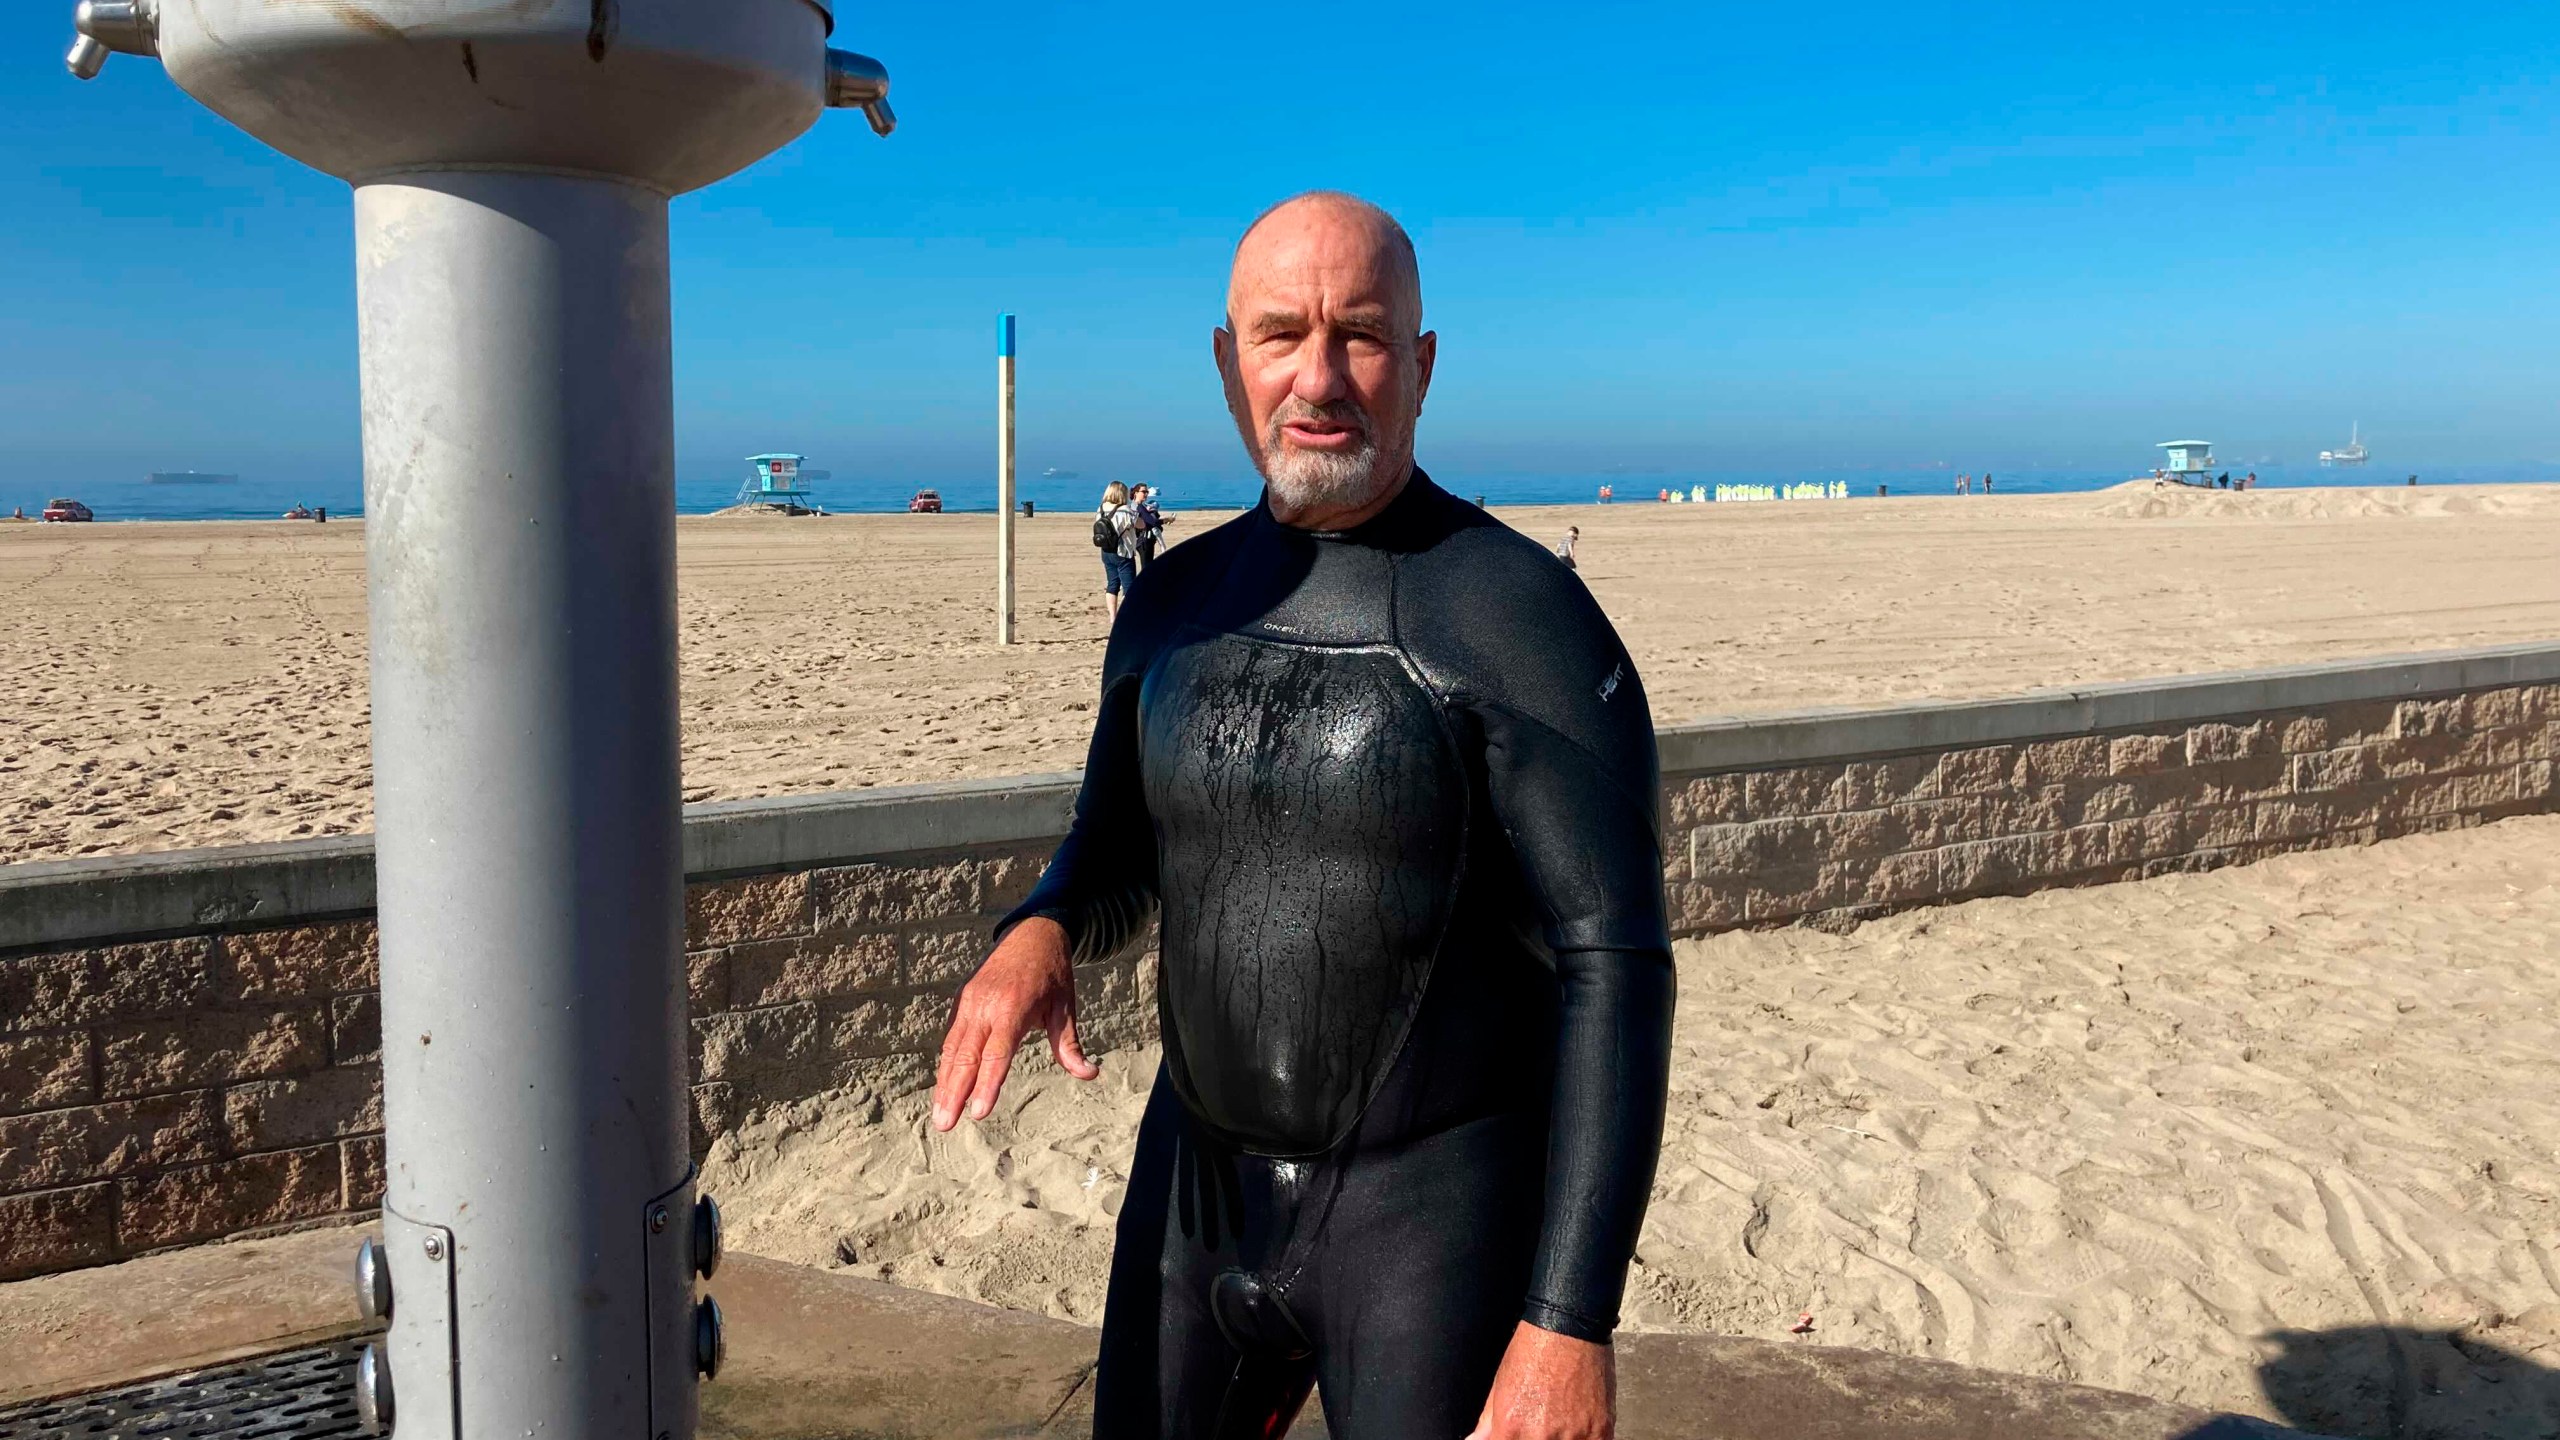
[1466,1322,1614,1440]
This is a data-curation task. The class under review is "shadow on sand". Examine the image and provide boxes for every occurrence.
[2254,1324,2560,1439]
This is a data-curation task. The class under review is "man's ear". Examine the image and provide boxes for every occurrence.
[1413,329,1438,414]
[1215,325,1255,426]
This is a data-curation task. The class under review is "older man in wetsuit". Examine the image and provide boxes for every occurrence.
[931,191,1673,1440]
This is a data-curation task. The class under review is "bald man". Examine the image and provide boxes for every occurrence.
[931,192,1672,1439]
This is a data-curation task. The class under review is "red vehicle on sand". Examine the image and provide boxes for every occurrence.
[41,498,94,522]
[908,489,943,514]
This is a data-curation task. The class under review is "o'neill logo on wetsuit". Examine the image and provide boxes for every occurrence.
[1597,662,1624,702]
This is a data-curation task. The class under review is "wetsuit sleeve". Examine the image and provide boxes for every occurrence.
[1472,641,1673,1345]
[995,647,1159,965]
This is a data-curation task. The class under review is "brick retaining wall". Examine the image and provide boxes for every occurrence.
[678,845,1157,1150]
[1663,687,2557,932]
[3,643,2555,1281]
[0,837,1154,1284]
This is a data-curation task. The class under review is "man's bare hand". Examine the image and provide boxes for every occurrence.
[929,917,1098,1131]
[1466,1322,1614,1440]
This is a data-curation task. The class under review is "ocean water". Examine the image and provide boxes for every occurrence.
[11,460,2550,523]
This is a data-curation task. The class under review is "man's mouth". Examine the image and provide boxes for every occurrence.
[1280,419,1363,451]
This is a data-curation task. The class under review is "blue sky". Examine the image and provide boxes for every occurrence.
[3,2,2556,497]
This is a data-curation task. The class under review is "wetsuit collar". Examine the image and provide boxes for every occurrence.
[1259,466,1442,546]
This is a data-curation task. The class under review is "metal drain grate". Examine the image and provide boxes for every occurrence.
[0,1339,369,1440]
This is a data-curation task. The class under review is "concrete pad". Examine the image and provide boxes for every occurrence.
[0,1220,374,1404]
[706,1256,2319,1440]
[0,1229,2319,1439]
[1612,1332,2315,1440]
[704,1254,1096,1438]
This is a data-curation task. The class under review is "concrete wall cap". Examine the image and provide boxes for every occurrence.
[0,774,1083,954]
[1656,641,2560,776]
[681,771,1080,880]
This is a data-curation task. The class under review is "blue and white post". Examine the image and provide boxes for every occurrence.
[997,312,1018,644]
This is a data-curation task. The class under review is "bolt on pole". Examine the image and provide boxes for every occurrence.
[63,4,893,1437]
[997,312,1018,644]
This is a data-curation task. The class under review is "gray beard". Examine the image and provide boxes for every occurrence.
[1244,399,1409,520]
[1262,431,1387,514]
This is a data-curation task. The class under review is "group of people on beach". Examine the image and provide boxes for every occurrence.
[2148,469,2259,490]
[1954,472,1995,494]
[1091,480,1170,620]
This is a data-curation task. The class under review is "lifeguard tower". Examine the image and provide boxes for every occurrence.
[738,452,831,512]
[2157,440,2216,481]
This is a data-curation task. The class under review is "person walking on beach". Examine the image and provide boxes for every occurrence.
[1981,473,1993,494]
[1554,525,1581,572]
[933,191,1668,1440]
[1093,481,1141,622]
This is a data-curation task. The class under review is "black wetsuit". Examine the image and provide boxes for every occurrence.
[1001,471,1673,1438]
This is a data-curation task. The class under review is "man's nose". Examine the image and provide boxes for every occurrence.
[1291,334,1351,405]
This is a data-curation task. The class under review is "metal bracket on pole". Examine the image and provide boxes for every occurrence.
[373,1206,459,1440]
[643,1166,706,1439]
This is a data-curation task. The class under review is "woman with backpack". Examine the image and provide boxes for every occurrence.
[1093,481,1141,622]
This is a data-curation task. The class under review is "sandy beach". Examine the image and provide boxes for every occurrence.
[4,483,2555,1437]
[4,482,2559,865]
[707,813,2560,1438]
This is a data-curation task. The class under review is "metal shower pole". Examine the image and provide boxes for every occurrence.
[64,3,896,1436]
[997,312,1018,644]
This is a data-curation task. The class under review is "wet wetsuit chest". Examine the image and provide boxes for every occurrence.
[1133,541,1478,1157]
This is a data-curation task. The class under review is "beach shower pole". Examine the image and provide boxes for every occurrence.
[997,313,1018,644]
[64,4,894,1437]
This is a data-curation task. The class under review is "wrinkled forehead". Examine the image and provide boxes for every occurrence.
[1227,205,1421,332]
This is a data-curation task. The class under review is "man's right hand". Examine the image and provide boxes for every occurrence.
[930,916,1099,1131]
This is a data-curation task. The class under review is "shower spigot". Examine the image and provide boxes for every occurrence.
[825,49,897,136]
[65,0,157,79]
